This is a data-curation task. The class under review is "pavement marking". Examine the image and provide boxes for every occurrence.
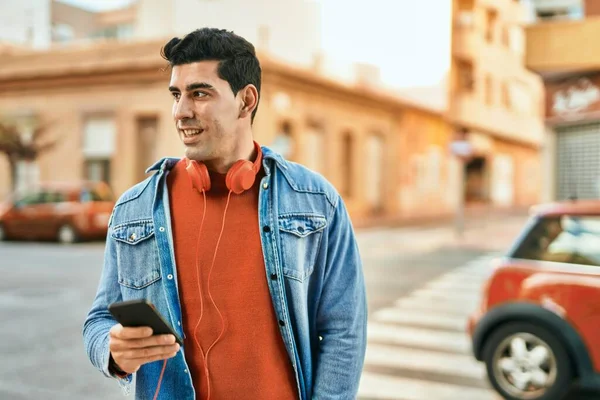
[359,371,498,400]
[364,343,487,380]
[359,253,500,400]
[372,308,469,332]
[367,323,471,354]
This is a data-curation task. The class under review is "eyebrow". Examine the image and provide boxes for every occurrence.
[168,82,216,92]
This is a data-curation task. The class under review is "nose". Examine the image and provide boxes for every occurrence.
[173,97,194,121]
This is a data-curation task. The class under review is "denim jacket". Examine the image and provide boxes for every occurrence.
[83,146,367,400]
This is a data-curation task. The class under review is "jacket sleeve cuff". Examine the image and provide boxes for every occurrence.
[101,337,133,394]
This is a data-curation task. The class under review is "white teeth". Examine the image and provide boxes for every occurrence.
[183,129,201,137]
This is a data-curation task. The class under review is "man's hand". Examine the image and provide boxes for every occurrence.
[109,324,180,375]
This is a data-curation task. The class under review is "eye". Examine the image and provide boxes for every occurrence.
[171,92,180,100]
[193,91,208,98]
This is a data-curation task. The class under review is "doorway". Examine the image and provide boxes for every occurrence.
[465,156,488,204]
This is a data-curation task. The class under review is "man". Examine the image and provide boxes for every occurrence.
[83,28,367,400]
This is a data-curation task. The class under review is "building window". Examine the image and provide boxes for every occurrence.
[52,23,74,43]
[457,60,475,93]
[365,133,385,213]
[91,24,134,40]
[485,75,494,105]
[341,131,355,198]
[511,80,533,115]
[83,116,115,184]
[136,117,158,181]
[508,26,524,54]
[485,9,498,43]
[270,121,295,160]
[536,6,583,21]
[305,124,325,173]
[85,159,111,184]
[456,0,475,27]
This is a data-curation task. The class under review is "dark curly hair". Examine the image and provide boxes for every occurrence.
[161,28,262,122]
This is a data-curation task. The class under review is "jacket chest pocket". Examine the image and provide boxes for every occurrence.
[278,213,327,282]
[111,220,162,289]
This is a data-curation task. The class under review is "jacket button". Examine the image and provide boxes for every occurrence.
[270,273,278,280]
[263,226,271,233]
[279,320,285,327]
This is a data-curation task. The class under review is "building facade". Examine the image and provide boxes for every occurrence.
[448,0,545,208]
[0,0,546,227]
[525,0,600,201]
[134,0,321,68]
[0,38,461,227]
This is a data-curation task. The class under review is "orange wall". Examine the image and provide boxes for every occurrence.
[526,17,600,72]
[586,0,600,17]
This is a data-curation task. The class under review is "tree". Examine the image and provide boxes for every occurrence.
[0,121,58,191]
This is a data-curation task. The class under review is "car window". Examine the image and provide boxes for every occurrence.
[512,215,600,266]
[43,191,66,203]
[80,186,114,202]
[15,192,46,207]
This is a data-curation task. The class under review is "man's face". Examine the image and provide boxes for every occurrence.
[169,61,241,163]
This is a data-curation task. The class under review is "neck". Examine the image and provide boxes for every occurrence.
[205,137,256,174]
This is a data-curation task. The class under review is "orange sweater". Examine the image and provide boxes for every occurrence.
[167,157,298,399]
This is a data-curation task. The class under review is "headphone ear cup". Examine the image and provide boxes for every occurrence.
[226,161,255,194]
[186,159,211,192]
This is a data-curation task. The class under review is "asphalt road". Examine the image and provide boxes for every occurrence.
[2,236,593,400]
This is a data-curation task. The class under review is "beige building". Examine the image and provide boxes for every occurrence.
[448,0,546,208]
[0,38,459,227]
[0,0,546,227]
[526,0,600,201]
[134,0,321,68]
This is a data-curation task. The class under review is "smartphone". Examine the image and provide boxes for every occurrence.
[108,299,184,346]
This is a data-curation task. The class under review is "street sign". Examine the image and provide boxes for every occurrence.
[449,140,473,158]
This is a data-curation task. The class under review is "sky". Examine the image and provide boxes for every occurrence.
[57,0,451,88]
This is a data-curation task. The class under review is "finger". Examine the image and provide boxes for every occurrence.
[118,344,180,361]
[110,334,176,351]
[131,351,179,367]
[110,325,153,340]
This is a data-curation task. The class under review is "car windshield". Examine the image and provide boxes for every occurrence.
[511,215,600,266]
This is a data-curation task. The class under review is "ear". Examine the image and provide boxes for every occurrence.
[238,84,259,119]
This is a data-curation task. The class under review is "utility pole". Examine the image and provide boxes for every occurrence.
[450,127,472,239]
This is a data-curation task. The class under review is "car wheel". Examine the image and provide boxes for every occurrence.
[482,321,573,400]
[57,224,78,244]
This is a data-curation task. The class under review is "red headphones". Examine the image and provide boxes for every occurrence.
[185,141,262,195]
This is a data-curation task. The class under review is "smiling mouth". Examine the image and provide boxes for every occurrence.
[180,129,204,137]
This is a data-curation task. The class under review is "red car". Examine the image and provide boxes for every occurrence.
[0,181,114,243]
[468,200,600,400]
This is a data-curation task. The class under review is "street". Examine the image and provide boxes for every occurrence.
[0,216,594,399]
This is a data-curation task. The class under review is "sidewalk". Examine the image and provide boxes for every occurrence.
[355,209,530,256]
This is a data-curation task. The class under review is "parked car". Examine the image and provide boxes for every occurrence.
[0,181,115,244]
[468,200,600,400]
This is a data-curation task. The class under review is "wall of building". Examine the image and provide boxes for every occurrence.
[396,111,456,220]
[51,1,99,42]
[0,32,541,226]
[493,138,542,207]
[134,0,321,68]
[526,16,600,73]
[585,0,600,16]
[0,39,459,226]
[0,0,51,49]
[450,0,545,146]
